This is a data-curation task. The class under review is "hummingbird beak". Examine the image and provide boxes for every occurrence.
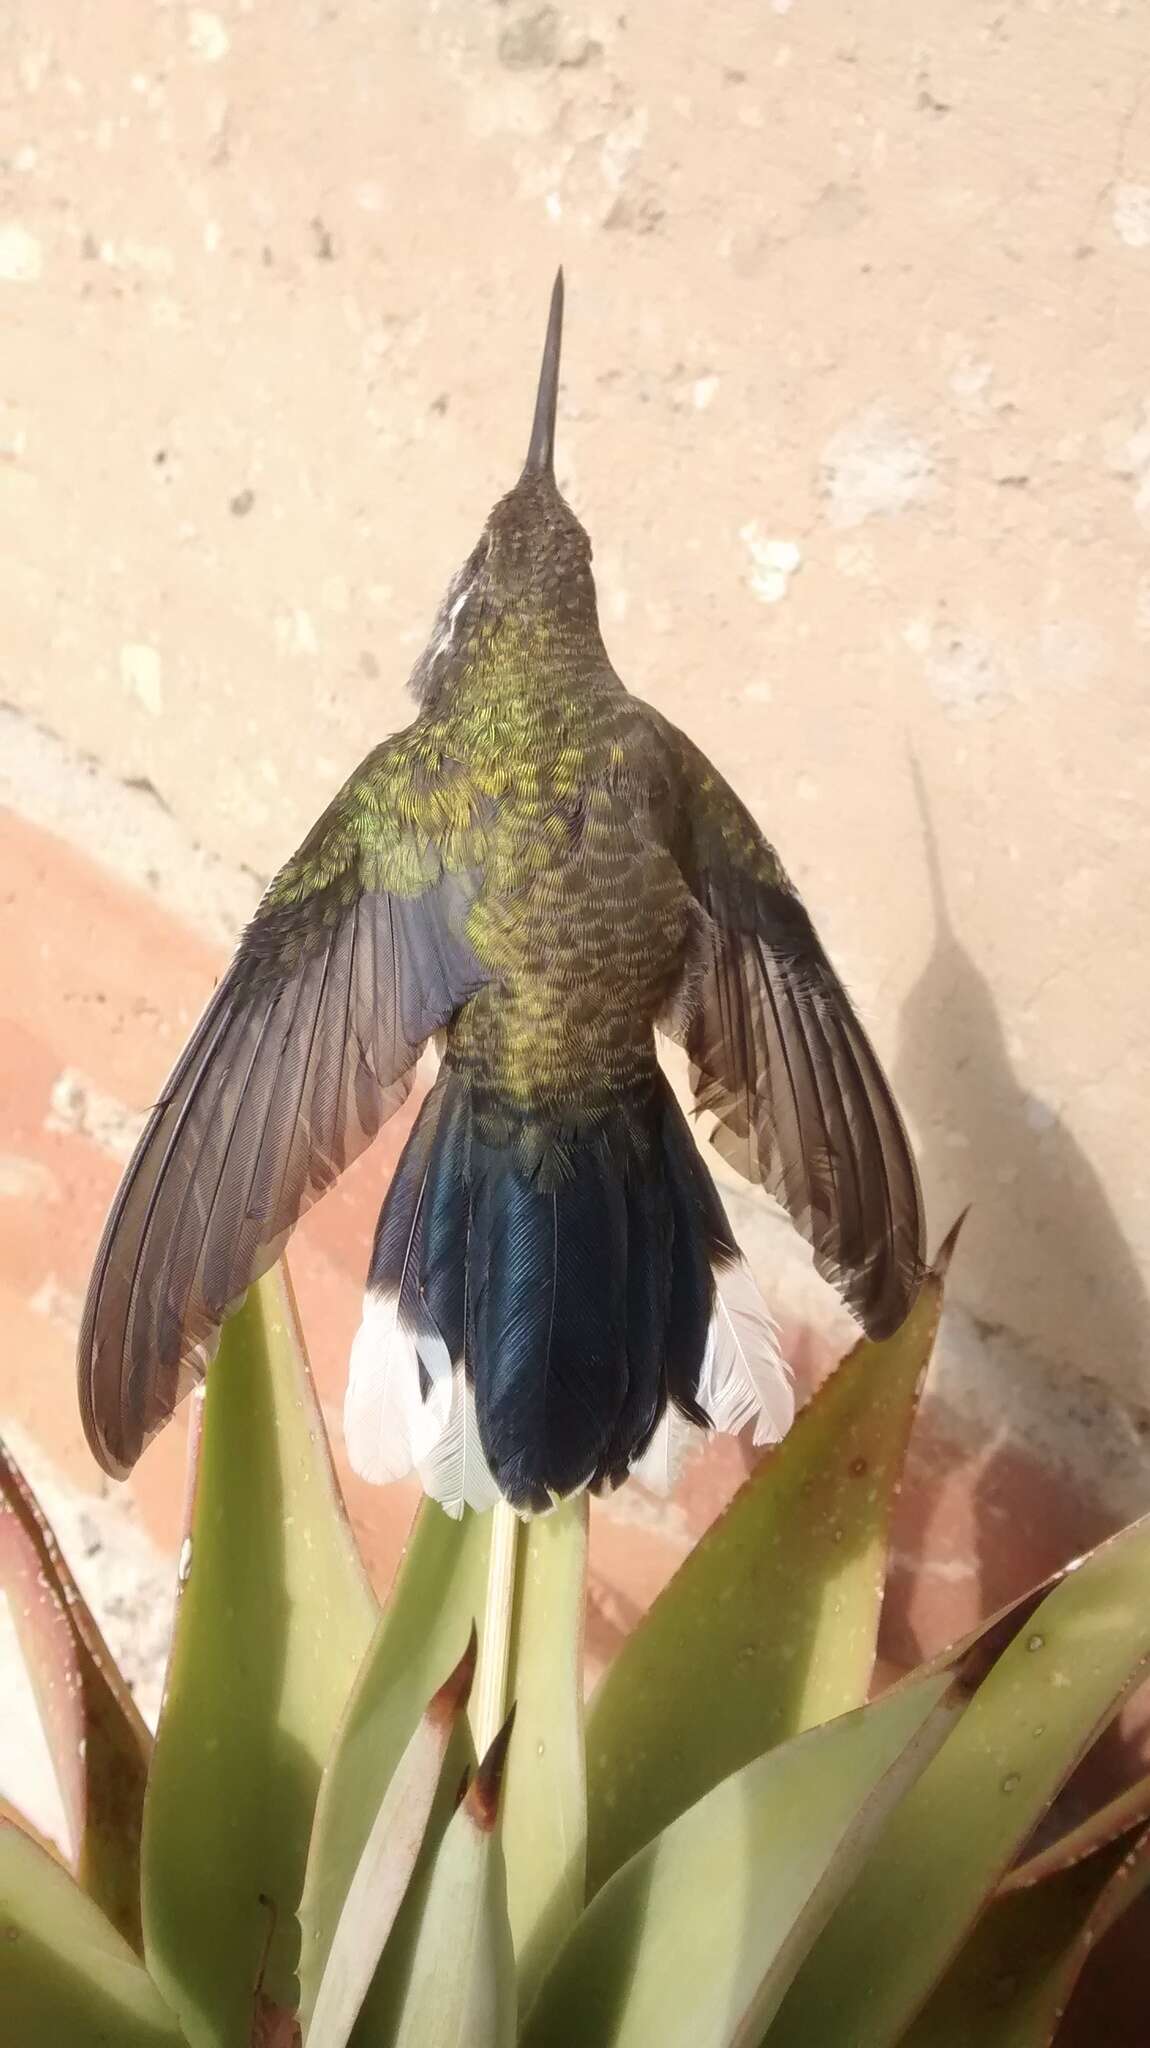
[522,267,564,479]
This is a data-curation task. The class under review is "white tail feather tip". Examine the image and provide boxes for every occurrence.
[344,1286,449,1486]
[344,1286,501,1514]
[698,1258,795,1447]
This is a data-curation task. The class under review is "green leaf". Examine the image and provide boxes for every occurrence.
[902,1825,1150,2047]
[524,1661,968,2048]
[768,1510,1150,2047]
[586,1247,947,1893]
[334,1498,588,2037]
[390,1721,518,2048]
[0,1434,150,1950]
[305,1635,476,2048]
[0,1818,187,2046]
[338,1719,475,2046]
[999,1766,1150,1895]
[298,1501,491,2037]
[501,1495,588,2010]
[142,1267,377,2048]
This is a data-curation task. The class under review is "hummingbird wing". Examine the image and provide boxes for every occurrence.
[652,717,925,1340]
[78,735,489,1478]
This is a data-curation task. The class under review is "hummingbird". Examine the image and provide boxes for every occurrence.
[78,272,924,1514]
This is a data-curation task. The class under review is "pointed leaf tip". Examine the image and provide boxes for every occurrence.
[468,1705,517,1833]
[0,1436,150,1949]
[430,1622,479,1724]
[770,1510,1150,2047]
[932,1207,970,1280]
[952,1579,1053,1698]
[141,1272,376,2040]
[587,1278,943,1892]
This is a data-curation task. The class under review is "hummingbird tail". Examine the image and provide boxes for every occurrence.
[343,1068,793,1514]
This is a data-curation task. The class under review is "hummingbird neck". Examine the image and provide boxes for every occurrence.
[412,473,609,721]
[437,602,611,728]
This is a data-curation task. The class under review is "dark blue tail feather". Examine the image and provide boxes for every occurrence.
[365,1066,727,1509]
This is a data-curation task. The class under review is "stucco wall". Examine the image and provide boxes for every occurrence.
[5,0,1149,1406]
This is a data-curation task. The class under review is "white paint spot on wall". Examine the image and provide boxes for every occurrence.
[0,1155,59,1202]
[120,642,164,716]
[1,403,28,461]
[739,524,801,604]
[45,1071,148,1163]
[834,540,877,581]
[902,617,933,654]
[692,375,720,411]
[1113,183,1150,249]
[925,629,1011,719]
[601,108,649,192]
[948,353,994,418]
[0,224,43,283]
[819,407,934,528]
[742,680,773,704]
[100,239,175,278]
[545,190,563,222]
[30,1277,84,1329]
[1103,402,1150,523]
[188,9,230,62]
[1038,620,1103,691]
[276,608,319,656]
[1023,1094,1057,1135]
[807,182,867,235]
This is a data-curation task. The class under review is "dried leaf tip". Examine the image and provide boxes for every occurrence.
[429,1621,479,1725]
[931,1207,970,1281]
[466,1703,518,1833]
[251,1893,301,2045]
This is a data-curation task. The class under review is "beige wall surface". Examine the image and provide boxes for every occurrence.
[5,2,1150,1405]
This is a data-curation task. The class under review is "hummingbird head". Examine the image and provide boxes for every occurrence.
[410,269,604,709]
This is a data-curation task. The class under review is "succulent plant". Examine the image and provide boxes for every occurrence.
[3,1243,1149,2046]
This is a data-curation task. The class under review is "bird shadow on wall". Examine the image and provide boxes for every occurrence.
[894,754,1150,1409]
[888,765,1150,1810]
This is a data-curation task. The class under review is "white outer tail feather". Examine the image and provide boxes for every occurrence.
[346,1255,793,1512]
[699,1256,794,1446]
[634,1257,794,1497]
[631,1405,692,1494]
[344,1286,500,1517]
[415,1358,502,1518]
[344,1288,450,1484]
